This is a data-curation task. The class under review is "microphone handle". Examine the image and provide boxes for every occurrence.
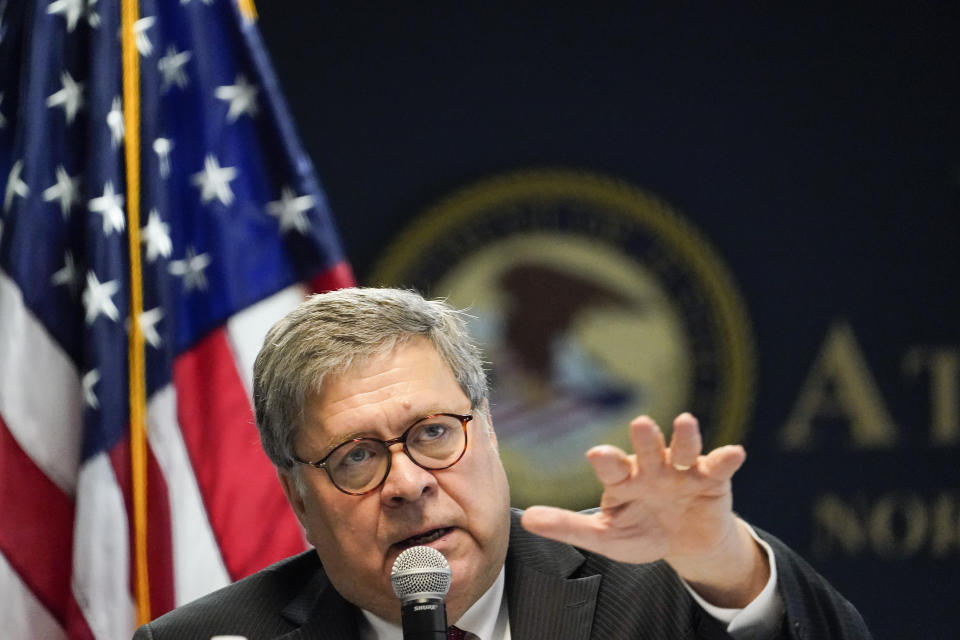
[400,596,447,640]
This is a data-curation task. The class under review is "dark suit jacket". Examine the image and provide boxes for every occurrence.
[134,510,871,639]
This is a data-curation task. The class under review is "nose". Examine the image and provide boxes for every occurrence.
[380,444,437,505]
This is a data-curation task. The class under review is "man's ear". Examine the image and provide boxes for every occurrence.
[478,398,497,448]
[277,468,307,527]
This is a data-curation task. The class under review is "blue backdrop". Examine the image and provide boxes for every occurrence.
[259,5,959,637]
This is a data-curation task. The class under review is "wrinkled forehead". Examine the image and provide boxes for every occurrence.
[301,337,471,442]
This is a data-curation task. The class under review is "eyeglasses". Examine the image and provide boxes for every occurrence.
[293,413,473,495]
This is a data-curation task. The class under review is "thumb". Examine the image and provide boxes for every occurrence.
[521,506,602,550]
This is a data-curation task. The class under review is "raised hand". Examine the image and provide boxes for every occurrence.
[521,413,769,607]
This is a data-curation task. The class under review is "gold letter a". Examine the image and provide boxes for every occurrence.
[780,320,898,450]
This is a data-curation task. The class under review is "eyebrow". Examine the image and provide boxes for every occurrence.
[312,429,372,461]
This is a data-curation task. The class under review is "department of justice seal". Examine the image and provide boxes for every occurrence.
[371,170,755,510]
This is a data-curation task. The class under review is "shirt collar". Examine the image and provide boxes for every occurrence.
[362,566,507,640]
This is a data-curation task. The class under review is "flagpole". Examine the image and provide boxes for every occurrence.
[121,0,151,626]
[238,0,259,22]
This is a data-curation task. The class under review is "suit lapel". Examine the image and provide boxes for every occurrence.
[276,559,363,640]
[505,510,601,640]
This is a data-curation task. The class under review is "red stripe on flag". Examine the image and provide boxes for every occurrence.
[0,413,75,625]
[64,590,97,640]
[173,329,305,581]
[307,260,355,294]
[108,437,176,618]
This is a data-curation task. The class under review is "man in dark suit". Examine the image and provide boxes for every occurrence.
[135,288,870,639]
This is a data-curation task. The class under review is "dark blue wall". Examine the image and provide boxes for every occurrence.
[259,5,960,637]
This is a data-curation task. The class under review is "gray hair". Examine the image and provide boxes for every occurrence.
[253,287,488,468]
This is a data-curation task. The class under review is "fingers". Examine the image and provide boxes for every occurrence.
[668,413,702,471]
[588,413,740,486]
[585,445,631,485]
[619,414,705,474]
[701,444,747,480]
[629,416,667,472]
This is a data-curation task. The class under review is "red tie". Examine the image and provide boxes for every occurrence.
[447,626,467,640]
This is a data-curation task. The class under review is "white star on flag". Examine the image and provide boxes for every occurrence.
[107,96,124,147]
[141,208,173,263]
[153,137,173,177]
[191,154,237,205]
[51,251,82,295]
[136,307,164,348]
[47,0,85,32]
[82,369,101,409]
[132,16,155,56]
[82,271,120,324]
[4,158,28,211]
[168,247,212,291]
[46,70,84,124]
[267,186,315,234]
[158,45,191,91]
[88,181,126,234]
[214,74,258,122]
[43,165,82,218]
[84,0,101,28]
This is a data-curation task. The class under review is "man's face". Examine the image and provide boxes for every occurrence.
[278,337,511,624]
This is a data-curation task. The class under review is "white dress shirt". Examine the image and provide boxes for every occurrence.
[363,568,509,640]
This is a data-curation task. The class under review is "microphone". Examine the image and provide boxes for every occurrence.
[390,545,452,640]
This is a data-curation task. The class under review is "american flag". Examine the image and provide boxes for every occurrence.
[0,0,353,637]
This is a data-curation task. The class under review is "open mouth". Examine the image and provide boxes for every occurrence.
[397,527,452,548]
